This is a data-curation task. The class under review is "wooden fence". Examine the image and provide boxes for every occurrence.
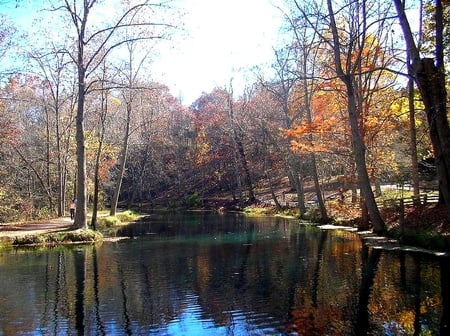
[258,192,439,210]
[378,193,439,208]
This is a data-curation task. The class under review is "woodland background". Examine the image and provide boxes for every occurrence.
[0,0,448,232]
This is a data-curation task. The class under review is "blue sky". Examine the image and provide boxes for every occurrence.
[1,0,286,105]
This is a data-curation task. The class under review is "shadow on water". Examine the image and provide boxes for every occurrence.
[73,249,86,336]
[92,246,106,336]
[441,257,450,334]
[0,212,448,335]
[354,246,381,335]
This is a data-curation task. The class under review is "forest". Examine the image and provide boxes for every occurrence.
[0,0,449,233]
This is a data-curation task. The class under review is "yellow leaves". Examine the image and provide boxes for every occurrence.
[109,96,122,105]
[195,128,212,165]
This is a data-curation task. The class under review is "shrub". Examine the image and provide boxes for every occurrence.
[97,216,121,229]
[186,193,200,207]
[116,210,138,222]
[12,229,103,246]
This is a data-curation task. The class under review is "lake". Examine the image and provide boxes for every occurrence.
[0,212,448,335]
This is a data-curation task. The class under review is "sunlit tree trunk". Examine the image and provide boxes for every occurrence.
[408,75,420,198]
[326,0,384,233]
[226,94,244,208]
[91,76,109,229]
[110,101,131,216]
[74,60,88,229]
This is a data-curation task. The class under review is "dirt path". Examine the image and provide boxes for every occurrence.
[0,217,74,240]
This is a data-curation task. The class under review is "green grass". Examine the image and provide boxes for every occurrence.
[12,229,103,246]
[96,210,139,229]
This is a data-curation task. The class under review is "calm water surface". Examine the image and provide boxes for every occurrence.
[0,212,448,335]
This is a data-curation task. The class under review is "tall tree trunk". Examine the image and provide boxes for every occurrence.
[326,0,384,233]
[91,124,105,230]
[311,153,328,222]
[236,138,255,203]
[302,64,328,221]
[394,0,450,219]
[91,71,109,229]
[128,149,149,208]
[74,63,88,229]
[416,59,450,212]
[347,82,384,232]
[263,130,282,210]
[56,105,64,218]
[227,90,244,208]
[110,102,131,216]
[44,104,54,212]
[408,76,420,197]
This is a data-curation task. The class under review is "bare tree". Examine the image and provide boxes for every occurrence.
[29,45,77,217]
[109,36,156,216]
[56,0,175,228]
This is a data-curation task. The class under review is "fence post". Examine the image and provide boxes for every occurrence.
[412,195,420,205]
[399,198,405,240]
[423,194,428,205]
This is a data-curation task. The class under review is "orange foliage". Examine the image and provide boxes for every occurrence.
[285,87,350,155]
[286,30,403,181]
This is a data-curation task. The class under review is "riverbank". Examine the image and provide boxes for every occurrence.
[0,217,74,240]
[0,210,143,247]
[0,218,101,246]
[1,203,449,252]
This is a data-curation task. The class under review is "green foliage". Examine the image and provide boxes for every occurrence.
[116,210,138,222]
[244,205,276,216]
[37,207,53,219]
[96,210,139,230]
[305,207,321,222]
[244,205,301,218]
[186,192,200,208]
[97,216,121,229]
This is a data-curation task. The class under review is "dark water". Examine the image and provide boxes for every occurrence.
[0,212,448,335]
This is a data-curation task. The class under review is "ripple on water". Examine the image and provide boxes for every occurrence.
[146,294,286,335]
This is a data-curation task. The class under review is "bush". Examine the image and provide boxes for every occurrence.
[95,210,139,230]
[116,210,138,222]
[97,216,121,229]
[12,229,103,246]
[186,193,200,207]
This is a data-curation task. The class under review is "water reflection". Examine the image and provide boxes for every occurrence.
[0,212,447,335]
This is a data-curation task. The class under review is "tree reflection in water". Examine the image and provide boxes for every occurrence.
[0,212,447,335]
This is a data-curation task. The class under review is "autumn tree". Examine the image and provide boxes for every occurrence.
[286,0,404,232]
[0,75,60,219]
[239,83,286,209]
[279,10,332,221]
[192,89,242,203]
[260,48,309,215]
[123,85,187,207]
